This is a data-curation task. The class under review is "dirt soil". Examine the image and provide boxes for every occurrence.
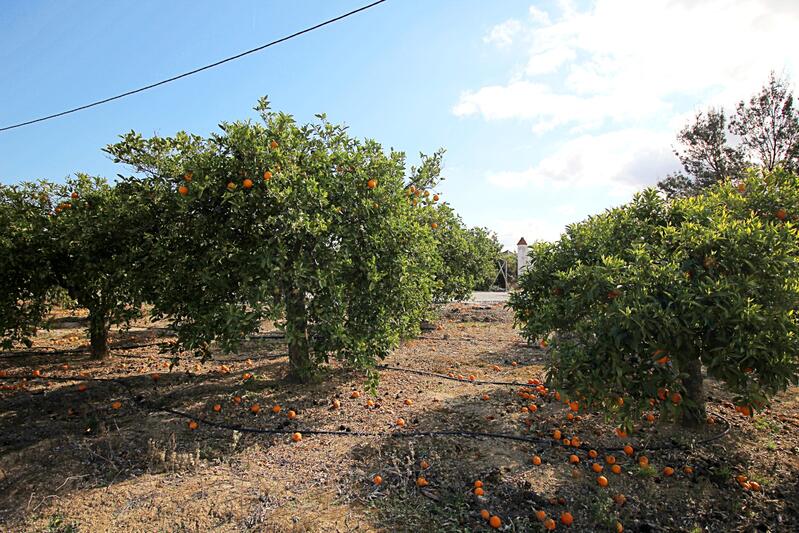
[1,303,797,532]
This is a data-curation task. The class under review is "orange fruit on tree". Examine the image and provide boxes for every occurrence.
[233,396,242,404]
[420,459,430,470]
[663,466,674,477]
[553,429,562,440]
[489,515,501,529]
[592,463,603,473]
[529,404,538,412]
[615,521,624,533]
[544,517,556,530]
[638,456,649,466]
[243,178,253,189]
[521,406,529,413]
[670,392,682,405]
[32,369,42,378]
[646,413,655,423]
[532,455,542,465]
[287,410,297,419]
[272,405,281,414]
[291,432,302,442]
[613,494,626,506]
[188,420,199,430]
[416,476,428,487]
[78,383,88,392]
[561,511,573,526]
[270,140,279,149]
[242,372,252,380]
[431,222,438,229]
[184,171,193,182]
[373,475,382,485]
[178,185,189,196]
[474,487,484,496]
[227,182,236,191]
[213,404,222,412]
[749,481,761,491]
[474,480,483,488]
[569,401,579,412]
[367,179,378,189]
[588,449,598,459]
[611,464,622,475]
[623,445,634,456]
[683,466,693,475]
[597,475,609,487]
[480,509,490,520]
[263,170,272,181]
[615,427,628,438]
[536,510,547,521]
[250,403,261,414]
[468,374,476,381]
[562,438,571,446]
[566,413,575,421]
[606,455,616,465]
[111,401,122,410]
[776,208,787,220]
[657,388,668,401]
[569,454,580,464]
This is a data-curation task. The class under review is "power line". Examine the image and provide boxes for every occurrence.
[0,0,388,133]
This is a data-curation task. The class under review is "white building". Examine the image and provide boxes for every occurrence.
[517,237,530,274]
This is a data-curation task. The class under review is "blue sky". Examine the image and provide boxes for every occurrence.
[2,0,797,249]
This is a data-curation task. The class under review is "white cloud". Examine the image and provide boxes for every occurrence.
[485,128,680,195]
[464,0,799,132]
[483,19,522,47]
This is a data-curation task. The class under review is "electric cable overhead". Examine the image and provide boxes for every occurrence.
[0,0,387,133]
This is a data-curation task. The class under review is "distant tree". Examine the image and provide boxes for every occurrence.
[729,71,799,173]
[658,108,746,198]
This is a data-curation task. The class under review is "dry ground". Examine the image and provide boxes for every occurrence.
[0,304,797,532]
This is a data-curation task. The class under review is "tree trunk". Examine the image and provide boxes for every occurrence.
[89,309,110,360]
[679,358,706,428]
[285,288,313,382]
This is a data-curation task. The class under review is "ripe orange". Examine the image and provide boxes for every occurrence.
[623,445,634,456]
[638,456,649,466]
[227,182,236,191]
[553,429,562,440]
[396,418,405,427]
[250,403,261,414]
[670,392,682,404]
[592,463,603,473]
[481,394,489,401]
[561,511,573,525]
[616,521,624,533]
[529,404,538,412]
[433,194,439,201]
[597,476,609,487]
[188,420,198,430]
[243,178,254,189]
[663,466,674,477]
[480,509,490,520]
[613,494,626,506]
[615,428,628,438]
[351,391,361,399]
[263,170,272,181]
[749,481,761,491]
[646,413,655,423]
[291,432,302,442]
[606,455,616,465]
[233,396,242,404]
[332,399,341,409]
[416,476,428,487]
[404,399,413,406]
[562,438,571,446]
[489,515,501,529]
[270,140,279,149]
[367,179,378,189]
[177,184,190,196]
[683,466,693,475]
[611,464,622,475]
[111,401,122,410]
[521,406,529,413]
[431,222,438,229]
[474,480,483,488]
[569,401,579,412]
[213,404,222,412]
[569,454,580,464]
[544,517,556,530]
[373,475,383,485]
[287,410,297,420]
[32,369,42,378]
[184,172,193,182]
[532,455,542,465]
[588,449,598,459]
[474,487,484,496]
[366,399,375,408]
[468,374,476,381]
[566,413,575,421]
[657,388,668,401]
[536,510,547,521]
[272,405,281,414]
[242,372,253,380]
[420,459,430,470]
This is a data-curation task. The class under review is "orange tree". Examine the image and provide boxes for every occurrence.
[0,182,57,349]
[46,174,155,358]
[106,98,440,382]
[510,169,799,428]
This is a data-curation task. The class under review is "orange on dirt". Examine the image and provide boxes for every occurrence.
[749,481,761,491]
[474,487,484,496]
[243,178,254,189]
[491,365,501,371]
[553,429,562,440]
[529,404,539,412]
[536,510,547,521]
[416,476,429,487]
[737,405,752,417]
[351,391,361,399]
[638,456,649,466]
[468,374,476,381]
[605,455,616,465]
[592,463,603,473]
[242,372,253,380]
[735,474,747,485]
[233,396,242,405]
[263,170,272,181]
[373,475,383,485]
[420,459,430,470]
[332,399,341,409]
[481,394,490,401]
[178,185,189,196]
[623,445,634,456]
[521,407,529,413]
[544,517,556,530]
[404,399,413,406]
[611,464,622,475]
[291,432,302,442]
[670,392,682,405]
[532,455,542,465]
[188,420,199,430]
[213,404,222,412]
[227,182,236,191]
[561,511,574,526]
[111,401,122,410]
[615,428,628,438]
[396,418,405,427]
[272,405,281,414]
[270,140,279,149]
[480,509,490,520]
[588,449,598,459]
[569,454,580,464]
[663,466,674,477]
[489,515,501,529]
[569,401,579,412]
[511,361,518,367]
[366,399,375,408]
[32,369,42,378]
[367,179,378,189]
[597,475,609,487]
[250,403,261,414]
[287,410,297,420]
